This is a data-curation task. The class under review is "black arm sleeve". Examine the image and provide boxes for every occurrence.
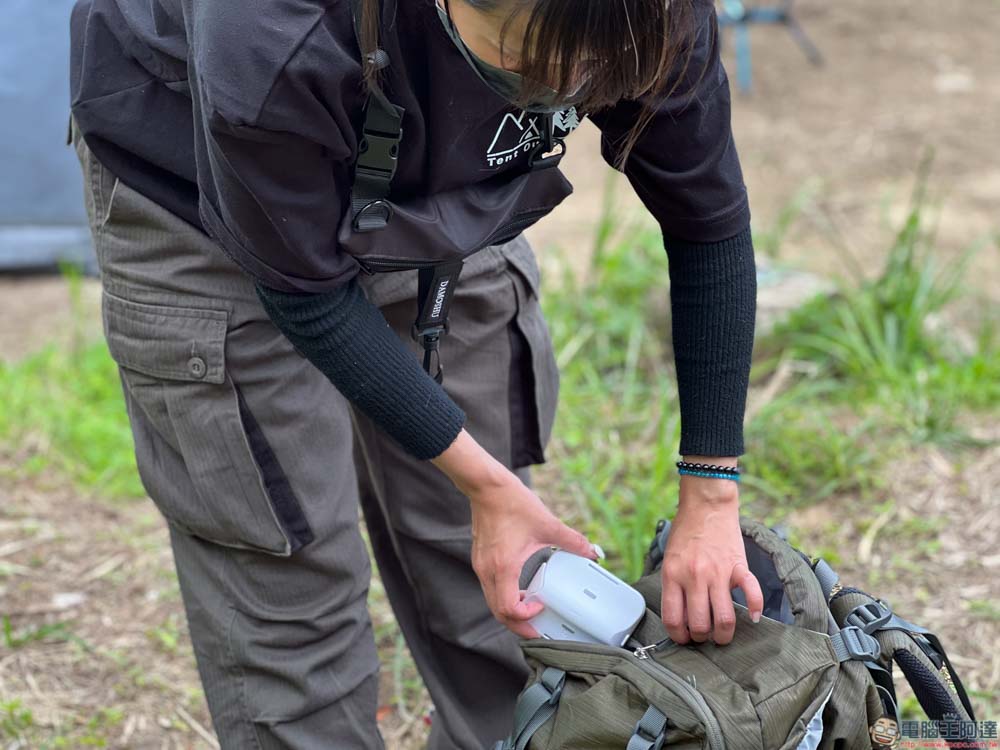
[255,278,467,461]
[665,226,756,458]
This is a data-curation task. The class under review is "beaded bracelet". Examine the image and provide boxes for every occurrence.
[676,460,741,483]
[678,468,741,482]
[676,460,740,475]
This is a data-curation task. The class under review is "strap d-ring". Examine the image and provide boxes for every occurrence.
[352,199,394,232]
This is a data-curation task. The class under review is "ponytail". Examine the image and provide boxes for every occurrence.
[358,0,386,91]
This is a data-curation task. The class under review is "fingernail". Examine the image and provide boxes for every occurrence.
[592,543,605,560]
[751,611,761,623]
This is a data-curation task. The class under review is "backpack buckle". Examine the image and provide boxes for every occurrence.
[846,600,893,634]
[834,625,882,662]
[631,723,666,750]
[540,667,566,705]
[357,131,401,178]
[631,706,668,750]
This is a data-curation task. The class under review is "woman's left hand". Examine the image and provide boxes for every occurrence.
[659,470,764,646]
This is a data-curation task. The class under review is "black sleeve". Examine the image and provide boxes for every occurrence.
[590,0,755,457]
[255,278,467,461]
[665,227,756,457]
[587,0,749,242]
[191,18,366,293]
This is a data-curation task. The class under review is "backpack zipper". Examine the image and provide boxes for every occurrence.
[475,208,550,249]
[633,641,726,750]
[356,257,442,275]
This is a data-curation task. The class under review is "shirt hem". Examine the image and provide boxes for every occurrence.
[199,199,359,294]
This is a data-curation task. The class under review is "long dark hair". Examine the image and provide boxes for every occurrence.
[359,0,703,170]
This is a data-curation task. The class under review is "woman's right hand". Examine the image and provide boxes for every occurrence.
[432,429,598,638]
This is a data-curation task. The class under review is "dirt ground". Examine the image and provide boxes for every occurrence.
[1,0,998,747]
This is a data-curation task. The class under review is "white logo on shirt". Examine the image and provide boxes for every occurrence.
[485,107,580,168]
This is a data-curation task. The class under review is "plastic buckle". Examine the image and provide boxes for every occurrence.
[846,600,892,634]
[352,199,394,231]
[410,321,449,343]
[547,681,564,706]
[541,669,566,705]
[357,131,400,176]
[840,625,881,661]
[632,720,666,750]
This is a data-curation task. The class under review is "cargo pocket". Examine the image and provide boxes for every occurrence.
[103,290,314,556]
[503,248,560,469]
[70,116,120,239]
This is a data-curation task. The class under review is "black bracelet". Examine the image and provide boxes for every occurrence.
[676,460,740,476]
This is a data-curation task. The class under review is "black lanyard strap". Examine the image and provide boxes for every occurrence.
[411,261,464,383]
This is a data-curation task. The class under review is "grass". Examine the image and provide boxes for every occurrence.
[0,266,143,499]
[757,156,999,446]
[741,392,887,509]
[0,338,143,499]
[0,699,35,742]
[2,616,74,649]
[0,699,126,749]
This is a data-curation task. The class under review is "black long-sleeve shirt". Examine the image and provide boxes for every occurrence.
[70,0,755,460]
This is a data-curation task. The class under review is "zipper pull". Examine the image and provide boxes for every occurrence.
[633,637,672,660]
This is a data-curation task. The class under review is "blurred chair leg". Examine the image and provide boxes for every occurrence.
[734,23,753,94]
[718,0,823,93]
[786,15,824,66]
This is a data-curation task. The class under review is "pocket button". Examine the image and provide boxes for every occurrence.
[187,356,207,379]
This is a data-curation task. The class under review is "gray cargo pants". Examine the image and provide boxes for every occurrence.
[71,121,560,750]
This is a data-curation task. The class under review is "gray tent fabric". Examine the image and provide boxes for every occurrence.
[0,0,95,273]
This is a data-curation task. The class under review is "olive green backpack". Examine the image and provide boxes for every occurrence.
[493,516,975,750]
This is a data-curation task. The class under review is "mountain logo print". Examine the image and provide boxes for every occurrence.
[485,107,580,167]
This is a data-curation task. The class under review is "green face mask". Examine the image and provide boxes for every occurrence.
[434,0,581,114]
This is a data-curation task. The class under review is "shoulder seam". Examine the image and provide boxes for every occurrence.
[251,8,342,127]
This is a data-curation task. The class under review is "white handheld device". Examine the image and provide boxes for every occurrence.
[523,551,647,646]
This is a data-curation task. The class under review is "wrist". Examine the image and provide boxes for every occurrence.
[431,429,510,497]
[678,472,740,508]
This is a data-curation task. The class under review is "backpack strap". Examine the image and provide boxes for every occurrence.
[844,599,975,721]
[829,625,881,664]
[812,557,841,600]
[348,0,404,233]
[820,564,977,723]
[349,0,470,383]
[350,86,403,232]
[493,667,566,750]
[626,706,669,750]
[816,561,903,729]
